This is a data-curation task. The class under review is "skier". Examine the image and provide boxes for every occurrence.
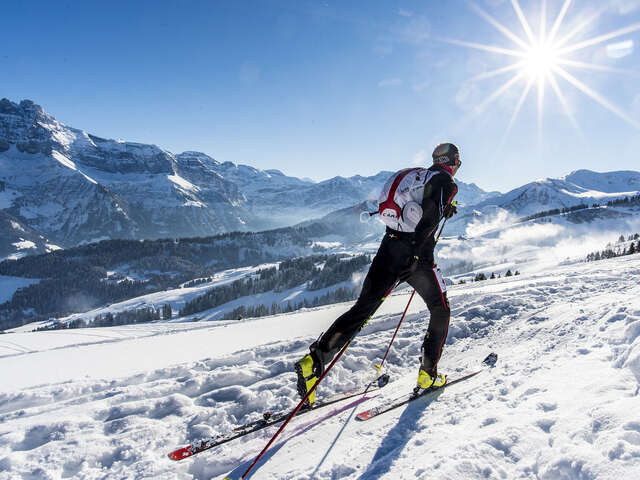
[295,142,460,406]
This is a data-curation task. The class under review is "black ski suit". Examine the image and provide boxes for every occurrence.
[311,164,458,375]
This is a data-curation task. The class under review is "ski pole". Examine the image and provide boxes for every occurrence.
[434,200,456,244]
[237,280,400,479]
[371,288,416,385]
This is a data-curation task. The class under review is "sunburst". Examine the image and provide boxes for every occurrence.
[441,0,640,147]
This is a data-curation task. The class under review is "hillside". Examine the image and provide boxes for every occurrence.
[0,254,638,478]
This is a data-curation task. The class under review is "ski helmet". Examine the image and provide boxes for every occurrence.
[432,142,460,167]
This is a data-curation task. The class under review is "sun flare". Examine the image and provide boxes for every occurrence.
[523,43,558,80]
[441,0,640,147]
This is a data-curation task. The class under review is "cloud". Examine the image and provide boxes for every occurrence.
[412,80,431,92]
[464,209,516,237]
[378,78,403,87]
[399,16,431,44]
[398,8,413,17]
[606,40,634,58]
[609,0,640,14]
[412,150,428,165]
[437,209,640,276]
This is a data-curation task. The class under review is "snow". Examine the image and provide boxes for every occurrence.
[1,255,639,478]
[50,150,76,171]
[168,174,200,192]
[11,240,36,251]
[9,221,24,232]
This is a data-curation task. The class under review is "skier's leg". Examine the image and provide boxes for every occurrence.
[295,234,411,405]
[313,256,398,368]
[407,263,450,374]
[312,234,413,369]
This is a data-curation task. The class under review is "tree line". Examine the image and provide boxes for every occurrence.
[220,286,359,321]
[586,233,640,262]
[0,223,334,330]
[34,304,174,331]
[180,254,369,317]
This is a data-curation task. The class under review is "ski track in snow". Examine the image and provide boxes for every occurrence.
[1,256,640,479]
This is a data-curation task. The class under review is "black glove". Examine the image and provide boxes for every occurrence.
[443,202,457,219]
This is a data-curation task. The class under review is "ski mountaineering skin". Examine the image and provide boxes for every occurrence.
[295,142,461,407]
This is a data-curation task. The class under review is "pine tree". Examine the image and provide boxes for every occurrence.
[505,269,513,277]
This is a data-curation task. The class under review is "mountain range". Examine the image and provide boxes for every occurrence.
[2,98,640,261]
[0,98,494,260]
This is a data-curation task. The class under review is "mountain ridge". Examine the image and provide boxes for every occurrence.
[0,98,495,257]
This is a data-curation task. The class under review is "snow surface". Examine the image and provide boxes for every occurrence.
[1,255,639,479]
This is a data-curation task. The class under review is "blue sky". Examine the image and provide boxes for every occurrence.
[2,0,640,192]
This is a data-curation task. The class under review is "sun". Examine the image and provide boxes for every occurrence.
[439,0,640,146]
[523,43,558,80]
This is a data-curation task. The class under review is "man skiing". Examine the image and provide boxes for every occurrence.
[295,142,460,407]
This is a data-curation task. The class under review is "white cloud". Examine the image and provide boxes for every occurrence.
[400,16,431,44]
[606,40,634,58]
[412,150,428,165]
[465,208,516,237]
[378,78,403,87]
[398,8,413,17]
[412,80,430,92]
[609,0,640,14]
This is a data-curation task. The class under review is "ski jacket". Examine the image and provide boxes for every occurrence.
[413,164,458,263]
[379,164,457,264]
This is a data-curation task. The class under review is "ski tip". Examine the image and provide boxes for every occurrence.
[356,410,374,421]
[167,446,192,461]
[482,352,498,367]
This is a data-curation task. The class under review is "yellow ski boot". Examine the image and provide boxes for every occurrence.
[416,367,447,392]
[295,354,319,407]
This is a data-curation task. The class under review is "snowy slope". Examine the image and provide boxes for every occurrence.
[472,170,640,216]
[1,255,639,479]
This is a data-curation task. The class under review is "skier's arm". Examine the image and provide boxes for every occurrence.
[413,176,458,260]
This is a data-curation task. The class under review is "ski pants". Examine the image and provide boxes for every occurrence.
[314,231,450,374]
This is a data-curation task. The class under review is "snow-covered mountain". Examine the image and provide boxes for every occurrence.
[444,169,640,235]
[0,98,494,258]
[0,210,59,260]
[474,169,640,216]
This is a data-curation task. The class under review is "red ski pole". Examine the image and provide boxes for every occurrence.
[235,280,400,479]
[371,288,415,381]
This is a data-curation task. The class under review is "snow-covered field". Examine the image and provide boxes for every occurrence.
[1,255,639,479]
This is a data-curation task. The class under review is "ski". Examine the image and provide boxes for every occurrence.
[168,374,389,461]
[356,352,497,421]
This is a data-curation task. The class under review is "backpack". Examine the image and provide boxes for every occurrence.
[377,167,438,232]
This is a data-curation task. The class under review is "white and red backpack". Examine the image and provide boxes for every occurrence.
[377,167,439,232]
